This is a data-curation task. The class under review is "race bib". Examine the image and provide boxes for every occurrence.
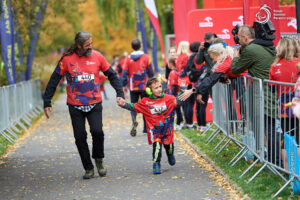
[78,74,94,81]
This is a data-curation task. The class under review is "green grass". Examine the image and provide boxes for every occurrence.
[181,127,299,200]
[0,91,62,157]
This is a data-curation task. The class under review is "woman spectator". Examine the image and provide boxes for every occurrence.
[176,41,194,129]
[165,47,177,80]
[179,43,247,112]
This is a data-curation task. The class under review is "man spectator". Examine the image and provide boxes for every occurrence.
[231,25,276,79]
[194,32,216,129]
[121,38,154,136]
[43,31,124,179]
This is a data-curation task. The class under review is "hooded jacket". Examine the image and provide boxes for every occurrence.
[121,50,154,91]
[231,39,276,79]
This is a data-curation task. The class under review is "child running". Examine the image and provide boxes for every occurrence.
[117,77,180,174]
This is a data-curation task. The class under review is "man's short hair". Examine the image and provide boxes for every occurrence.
[239,25,255,39]
[204,32,215,41]
[189,42,200,53]
[131,38,141,51]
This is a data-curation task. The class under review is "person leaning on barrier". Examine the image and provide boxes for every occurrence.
[230,25,276,79]
[179,44,247,103]
[43,31,124,179]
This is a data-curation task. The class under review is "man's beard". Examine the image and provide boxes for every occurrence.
[78,48,92,57]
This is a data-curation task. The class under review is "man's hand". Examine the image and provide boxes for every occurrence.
[233,48,240,58]
[199,42,205,50]
[197,94,204,104]
[44,107,52,119]
[117,97,126,107]
[179,89,193,101]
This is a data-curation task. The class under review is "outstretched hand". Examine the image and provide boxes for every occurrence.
[44,107,52,119]
[179,89,193,101]
[117,97,126,107]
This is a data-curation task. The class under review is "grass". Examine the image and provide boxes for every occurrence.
[180,127,299,200]
[0,91,62,157]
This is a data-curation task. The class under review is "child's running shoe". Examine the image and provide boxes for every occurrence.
[167,154,176,166]
[130,122,138,137]
[153,162,161,174]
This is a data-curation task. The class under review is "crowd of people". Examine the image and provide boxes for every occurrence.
[43,25,300,179]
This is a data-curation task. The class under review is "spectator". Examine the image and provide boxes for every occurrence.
[176,41,193,129]
[165,47,177,80]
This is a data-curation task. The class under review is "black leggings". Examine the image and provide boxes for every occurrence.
[182,94,195,124]
[152,142,174,163]
[68,103,104,170]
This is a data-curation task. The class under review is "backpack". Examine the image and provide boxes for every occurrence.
[186,54,205,83]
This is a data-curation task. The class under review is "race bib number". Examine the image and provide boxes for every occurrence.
[78,74,94,81]
[149,104,167,115]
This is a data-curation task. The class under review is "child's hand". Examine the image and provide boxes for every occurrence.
[117,97,126,107]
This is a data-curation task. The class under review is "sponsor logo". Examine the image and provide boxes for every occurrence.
[149,104,167,115]
[275,69,281,74]
[217,29,230,40]
[199,17,213,27]
[288,18,297,30]
[256,4,271,24]
[86,61,96,65]
[232,16,244,26]
[78,73,94,81]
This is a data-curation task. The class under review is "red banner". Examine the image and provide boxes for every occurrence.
[173,0,197,46]
[188,5,296,46]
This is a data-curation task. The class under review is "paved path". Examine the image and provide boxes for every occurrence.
[0,85,230,200]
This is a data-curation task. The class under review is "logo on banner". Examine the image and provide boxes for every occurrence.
[217,29,230,40]
[288,18,297,30]
[199,17,213,27]
[256,4,271,24]
[232,16,244,26]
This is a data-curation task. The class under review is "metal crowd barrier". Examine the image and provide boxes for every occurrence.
[0,79,43,145]
[203,76,299,198]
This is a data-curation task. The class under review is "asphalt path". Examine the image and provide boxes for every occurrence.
[0,84,231,200]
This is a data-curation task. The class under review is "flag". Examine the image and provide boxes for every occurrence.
[26,0,48,80]
[144,0,166,65]
[173,0,197,46]
[0,0,16,84]
[135,0,148,53]
[150,20,158,73]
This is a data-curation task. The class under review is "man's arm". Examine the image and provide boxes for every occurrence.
[43,70,63,108]
[231,48,254,75]
[195,48,205,65]
[103,67,124,98]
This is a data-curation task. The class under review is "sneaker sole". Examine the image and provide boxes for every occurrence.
[130,122,138,137]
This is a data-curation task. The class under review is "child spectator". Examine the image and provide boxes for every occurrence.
[167,57,183,130]
[117,77,180,174]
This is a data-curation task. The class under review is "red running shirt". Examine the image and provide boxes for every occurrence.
[167,69,179,94]
[134,94,177,145]
[55,50,110,105]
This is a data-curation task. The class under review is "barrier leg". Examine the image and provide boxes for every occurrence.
[213,135,227,151]
[216,138,231,154]
[206,129,221,144]
[266,165,287,182]
[21,116,32,126]
[6,129,18,139]
[272,176,294,199]
[17,120,27,130]
[10,125,20,133]
[0,132,14,143]
[201,123,214,136]
[247,163,267,184]
[229,146,246,165]
[231,148,249,167]
[239,159,259,178]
